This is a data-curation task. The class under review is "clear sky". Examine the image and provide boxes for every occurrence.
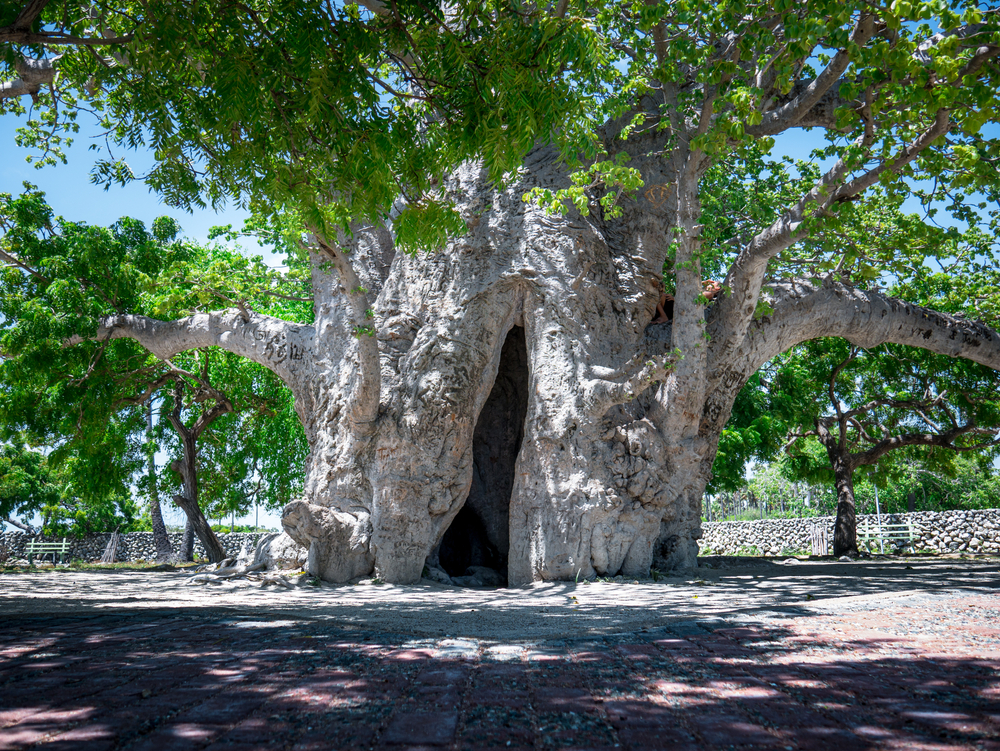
[1,112,251,243]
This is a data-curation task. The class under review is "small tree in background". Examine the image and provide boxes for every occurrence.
[0,443,57,533]
[780,339,1000,555]
[0,186,308,558]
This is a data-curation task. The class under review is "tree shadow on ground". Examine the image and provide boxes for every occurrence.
[0,604,997,751]
[2,557,998,643]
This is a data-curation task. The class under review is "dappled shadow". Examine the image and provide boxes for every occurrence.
[3,557,998,641]
[0,593,998,750]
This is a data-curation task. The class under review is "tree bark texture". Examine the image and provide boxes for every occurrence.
[831,460,859,557]
[99,140,1000,585]
[149,490,173,562]
[179,519,194,562]
[168,433,226,564]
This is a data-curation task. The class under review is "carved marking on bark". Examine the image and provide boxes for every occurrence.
[644,184,674,207]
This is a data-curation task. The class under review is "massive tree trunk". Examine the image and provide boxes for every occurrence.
[94,140,1000,585]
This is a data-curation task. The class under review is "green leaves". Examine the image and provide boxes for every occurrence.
[6,0,1000,257]
[54,0,608,251]
[525,152,642,218]
[0,187,309,529]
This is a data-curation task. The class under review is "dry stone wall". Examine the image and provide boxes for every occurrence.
[699,509,1000,556]
[0,531,268,563]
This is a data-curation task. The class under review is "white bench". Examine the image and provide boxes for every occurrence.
[859,519,917,554]
[25,538,71,565]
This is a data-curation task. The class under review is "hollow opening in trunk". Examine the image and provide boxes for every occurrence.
[437,325,529,585]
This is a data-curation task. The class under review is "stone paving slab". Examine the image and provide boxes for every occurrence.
[0,558,998,749]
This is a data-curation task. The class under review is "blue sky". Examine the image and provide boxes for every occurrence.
[1,113,251,243]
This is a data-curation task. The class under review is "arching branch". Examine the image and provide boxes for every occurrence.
[851,422,1000,468]
[0,0,51,41]
[711,108,951,362]
[65,310,314,390]
[739,278,1000,376]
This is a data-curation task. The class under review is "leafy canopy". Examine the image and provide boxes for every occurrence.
[5,0,1000,250]
[0,185,308,527]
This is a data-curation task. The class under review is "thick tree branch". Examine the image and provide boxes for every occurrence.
[840,394,950,423]
[0,247,50,282]
[0,0,51,37]
[740,278,1000,377]
[0,57,56,101]
[827,348,859,422]
[0,29,131,45]
[65,310,314,389]
[711,107,950,364]
[747,14,875,137]
[833,108,950,200]
[583,349,683,417]
[0,0,131,45]
[849,422,1000,468]
[113,373,175,408]
[4,516,37,533]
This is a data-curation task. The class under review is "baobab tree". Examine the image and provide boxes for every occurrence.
[4,0,1000,583]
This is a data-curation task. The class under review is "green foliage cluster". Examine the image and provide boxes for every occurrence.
[0,443,59,525]
[4,0,611,249]
[6,0,1000,250]
[0,186,308,534]
[0,442,146,536]
[731,451,1000,523]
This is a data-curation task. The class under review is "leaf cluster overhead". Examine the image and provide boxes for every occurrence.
[5,0,998,251]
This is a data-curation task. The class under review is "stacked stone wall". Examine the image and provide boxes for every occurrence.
[699,509,1000,556]
[0,531,268,563]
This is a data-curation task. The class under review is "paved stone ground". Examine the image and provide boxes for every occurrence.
[1,557,998,750]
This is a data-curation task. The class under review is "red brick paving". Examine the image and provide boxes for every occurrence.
[0,592,997,750]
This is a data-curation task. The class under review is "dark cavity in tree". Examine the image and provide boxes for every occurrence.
[437,326,529,583]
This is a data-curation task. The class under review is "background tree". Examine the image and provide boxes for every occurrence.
[139,400,172,560]
[711,183,1000,546]
[4,0,1000,583]
[0,432,146,537]
[0,442,56,532]
[0,185,308,559]
[744,449,1000,520]
[192,359,308,529]
[779,338,1000,555]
